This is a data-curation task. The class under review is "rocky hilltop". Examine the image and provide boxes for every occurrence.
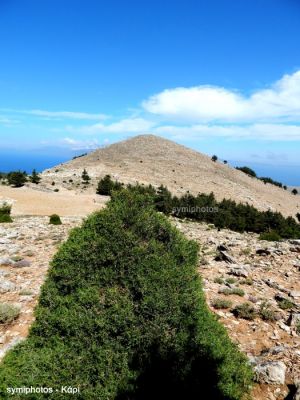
[43,134,300,218]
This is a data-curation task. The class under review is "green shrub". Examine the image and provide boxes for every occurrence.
[0,303,20,324]
[29,169,41,184]
[0,190,252,400]
[240,278,253,286]
[49,214,62,225]
[81,169,91,184]
[236,166,257,178]
[277,298,294,310]
[96,174,122,195]
[231,288,245,297]
[259,301,276,322]
[0,203,13,223]
[212,298,233,310]
[259,177,283,188]
[259,231,281,241]
[232,303,257,320]
[214,277,224,284]
[220,288,245,297]
[7,171,27,187]
[225,277,237,285]
[0,214,12,223]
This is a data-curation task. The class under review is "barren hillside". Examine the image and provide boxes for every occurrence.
[42,134,300,218]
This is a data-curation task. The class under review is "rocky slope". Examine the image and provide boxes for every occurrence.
[0,213,299,399]
[42,134,300,218]
[174,219,300,400]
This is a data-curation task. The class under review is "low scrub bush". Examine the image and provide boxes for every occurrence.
[0,203,13,223]
[0,303,20,324]
[259,301,277,322]
[277,298,294,310]
[232,303,257,320]
[220,287,245,297]
[49,214,62,225]
[212,298,233,309]
[0,190,252,400]
[259,231,281,241]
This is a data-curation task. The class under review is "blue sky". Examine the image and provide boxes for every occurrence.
[0,0,300,183]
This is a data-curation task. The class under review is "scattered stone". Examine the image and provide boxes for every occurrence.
[0,257,14,266]
[287,312,300,328]
[289,291,300,299]
[13,259,31,268]
[217,244,229,252]
[256,248,271,256]
[0,279,16,293]
[289,240,300,246]
[254,360,286,385]
[215,250,236,264]
[228,264,250,278]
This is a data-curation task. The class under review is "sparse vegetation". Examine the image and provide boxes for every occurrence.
[0,303,20,324]
[236,166,257,178]
[212,298,233,310]
[29,169,41,184]
[214,277,224,284]
[49,214,62,225]
[259,177,283,188]
[19,289,33,296]
[225,277,237,285]
[72,152,87,159]
[0,202,13,223]
[232,303,256,320]
[277,298,294,310]
[219,287,245,297]
[240,278,253,286]
[259,301,276,322]
[211,155,218,162]
[240,247,251,256]
[0,189,252,400]
[81,168,91,184]
[7,171,27,187]
[96,174,123,195]
[292,188,298,195]
[259,231,281,241]
[235,166,285,188]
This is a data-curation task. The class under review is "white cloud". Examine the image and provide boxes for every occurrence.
[66,117,156,135]
[0,115,19,125]
[60,137,100,150]
[143,70,300,123]
[155,123,300,141]
[1,108,108,121]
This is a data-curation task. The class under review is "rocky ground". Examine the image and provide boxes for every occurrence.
[0,216,82,359]
[174,218,300,400]
[0,212,299,399]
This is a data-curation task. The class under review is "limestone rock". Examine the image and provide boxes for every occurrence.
[254,360,286,385]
